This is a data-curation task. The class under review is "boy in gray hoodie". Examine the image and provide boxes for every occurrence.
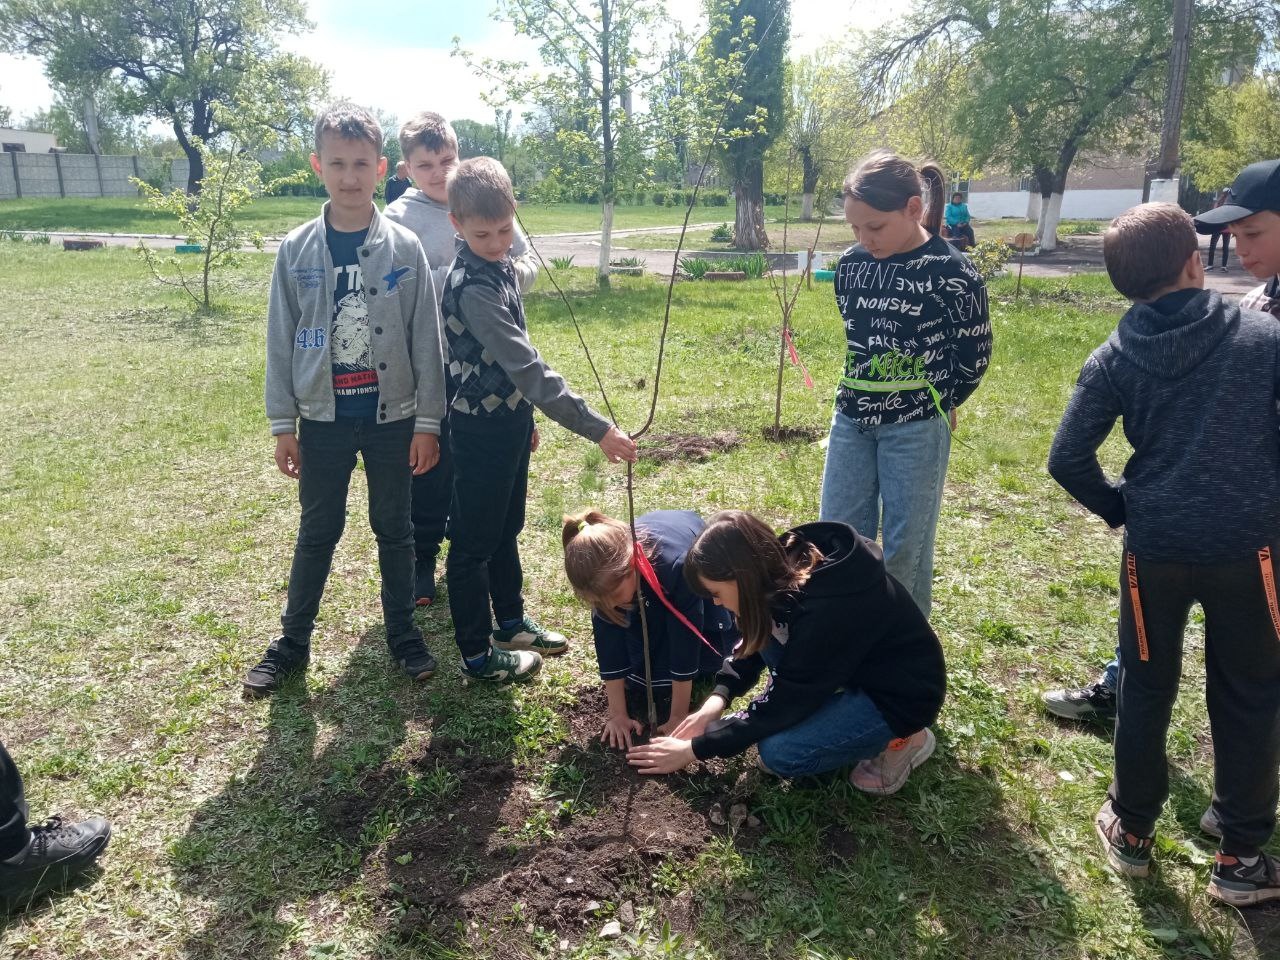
[245,102,447,697]
[1049,202,1280,906]
[385,112,538,607]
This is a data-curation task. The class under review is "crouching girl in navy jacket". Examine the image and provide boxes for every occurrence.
[563,509,740,749]
[627,510,946,794]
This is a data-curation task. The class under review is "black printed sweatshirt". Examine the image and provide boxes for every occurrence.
[690,522,947,761]
[1048,288,1280,563]
[833,234,992,426]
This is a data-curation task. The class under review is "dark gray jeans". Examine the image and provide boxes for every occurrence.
[278,417,423,656]
[1111,546,1280,855]
[0,741,29,859]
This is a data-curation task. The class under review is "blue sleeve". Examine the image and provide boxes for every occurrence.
[592,614,633,681]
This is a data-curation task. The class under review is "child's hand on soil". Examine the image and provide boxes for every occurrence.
[599,426,638,464]
[627,737,695,774]
[670,696,726,739]
[655,712,687,737]
[410,433,440,475]
[274,433,301,479]
[601,714,644,750]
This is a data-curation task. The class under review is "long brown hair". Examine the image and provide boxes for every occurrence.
[843,150,947,237]
[562,509,643,627]
[683,510,823,657]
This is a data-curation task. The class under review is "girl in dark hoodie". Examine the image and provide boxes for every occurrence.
[626,510,946,794]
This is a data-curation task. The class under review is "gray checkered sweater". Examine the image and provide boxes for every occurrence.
[440,241,611,440]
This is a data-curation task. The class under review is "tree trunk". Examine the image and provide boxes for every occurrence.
[82,91,102,155]
[800,146,819,221]
[598,201,615,287]
[1155,0,1194,180]
[734,157,769,251]
[1037,192,1064,252]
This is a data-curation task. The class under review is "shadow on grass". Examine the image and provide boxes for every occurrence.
[170,628,517,960]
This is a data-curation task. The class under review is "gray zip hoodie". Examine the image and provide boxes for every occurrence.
[265,201,446,437]
[384,188,537,293]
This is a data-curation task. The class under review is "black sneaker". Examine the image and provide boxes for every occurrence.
[390,635,437,681]
[1042,681,1116,720]
[0,816,112,911]
[1095,800,1153,878]
[1209,851,1280,906]
[243,642,308,698]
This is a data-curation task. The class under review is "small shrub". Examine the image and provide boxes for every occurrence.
[652,190,669,206]
[720,253,767,278]
[709,223,733,243]
[1059,221,1102,236]
[1,230,21,242]
[679,256,710,279]
[968,238,1013,281]
[28,233,50,245]
[610,256,645,268]
[550,255,575,269]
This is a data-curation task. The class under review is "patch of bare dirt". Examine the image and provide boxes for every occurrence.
[761,424,825,442]
[638,431,741,463]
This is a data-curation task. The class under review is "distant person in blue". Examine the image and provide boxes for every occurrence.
[384,160,412,207]
[562,509,739,748]
[943,191,975,250]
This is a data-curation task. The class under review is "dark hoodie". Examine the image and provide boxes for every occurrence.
[691,522,946,761]
[1048,288,1280,563]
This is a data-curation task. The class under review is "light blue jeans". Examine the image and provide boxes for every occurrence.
[819,411,951,616]
[756,688,895,778]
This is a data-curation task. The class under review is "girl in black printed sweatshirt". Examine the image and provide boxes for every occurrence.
[626,511,945,796]
[821,151,992,617]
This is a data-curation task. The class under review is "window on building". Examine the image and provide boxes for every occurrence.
[2,143,26,153]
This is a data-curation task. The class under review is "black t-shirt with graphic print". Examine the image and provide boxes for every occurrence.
[326,223,379,420]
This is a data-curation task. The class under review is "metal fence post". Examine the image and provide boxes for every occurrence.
[11,151,21,199]
[53,151,66,197]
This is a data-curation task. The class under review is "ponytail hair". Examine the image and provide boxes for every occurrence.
[844,150,947,237]
[562,509,639,626]
[683,510,823,658]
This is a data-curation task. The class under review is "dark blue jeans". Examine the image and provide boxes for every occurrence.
[445,410,533,659]
[411,415,451,568]
[0,741,30,859]
[278,417,422,656]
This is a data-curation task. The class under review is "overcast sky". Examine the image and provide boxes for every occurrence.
[0,0,911,134]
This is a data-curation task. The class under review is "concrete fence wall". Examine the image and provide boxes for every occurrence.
[0,152,191,200]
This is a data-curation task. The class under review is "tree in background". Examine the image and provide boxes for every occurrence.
[859,0,1268,251]
[0,96,11,127]
[454,118,503,160]
[703,0,789,250]
[0,0,326,194]
[1183,72,1280,192]
[21,80,148,154]
[457,0,671,287]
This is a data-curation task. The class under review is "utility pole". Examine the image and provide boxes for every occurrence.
[1155,0,1194,180]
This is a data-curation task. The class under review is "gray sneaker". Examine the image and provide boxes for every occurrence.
[1042,681,1116,720]
[460,645,542,684]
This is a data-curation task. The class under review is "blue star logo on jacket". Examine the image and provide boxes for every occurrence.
[383,266,414,293]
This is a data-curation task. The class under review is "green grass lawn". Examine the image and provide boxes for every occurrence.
[0,238,1268,960]
[0,196,783,238]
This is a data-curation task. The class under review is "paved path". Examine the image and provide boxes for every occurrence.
[16,226,1262,298]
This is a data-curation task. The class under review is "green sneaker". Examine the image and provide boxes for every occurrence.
[460,645,542,684]
[491,616,569,657]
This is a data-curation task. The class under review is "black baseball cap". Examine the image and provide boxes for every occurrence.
[1194,159,1280,233]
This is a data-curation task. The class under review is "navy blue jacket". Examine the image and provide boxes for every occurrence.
[592,511,738,690]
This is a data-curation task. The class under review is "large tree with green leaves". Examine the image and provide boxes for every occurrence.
[1183,72,1280,190]
[0,0,326,193]
[704,0,789,250]
[458,0,675,287]
[860,0,1269,250]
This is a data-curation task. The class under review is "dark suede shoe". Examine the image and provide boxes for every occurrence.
[243,642,309,698]
[390,635,437,681]
[0,816,112,911]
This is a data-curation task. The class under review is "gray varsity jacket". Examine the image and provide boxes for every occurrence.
[265,201,446,437]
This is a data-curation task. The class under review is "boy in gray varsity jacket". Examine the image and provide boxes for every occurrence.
[1048,202,1280,906]
[244,102,448,697]
[441,157,636,685]
[384,112,538,607]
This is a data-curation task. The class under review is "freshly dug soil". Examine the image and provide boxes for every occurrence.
[638,431,741,463]
[761,424,825,443]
